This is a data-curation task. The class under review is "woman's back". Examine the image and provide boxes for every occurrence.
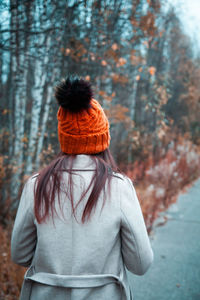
[12,155,153,299]
[11,76,153,300]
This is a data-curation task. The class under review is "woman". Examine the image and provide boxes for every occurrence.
[11,76,153,300]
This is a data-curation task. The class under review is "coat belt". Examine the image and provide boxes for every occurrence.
[20,266,131,300]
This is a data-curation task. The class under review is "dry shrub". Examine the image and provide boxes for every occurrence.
[0,155,15,224]
[0,225,25,300]
[131,140,200,231]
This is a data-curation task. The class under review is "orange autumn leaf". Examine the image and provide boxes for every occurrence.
[140,11,156,36]
[130,55,141,66]
[85,75,90,81]
[90,53,95,61]
[111,43,118,51]
[21,136,28,143]
[157,128,166,139]
[101,60,107,66]
[136,75,140,81]
[107,104,129,123]
[112,74,129,84]
[65,48,71,55]
[99,90,107,97]
[148,66,156,76]
[116,57,127,67]
[84,37,90,43]
[2,109,9,115]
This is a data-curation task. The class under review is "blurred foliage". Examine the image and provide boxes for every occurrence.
[0,225,25,300]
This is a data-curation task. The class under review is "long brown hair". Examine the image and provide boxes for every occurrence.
[34,148,121,223]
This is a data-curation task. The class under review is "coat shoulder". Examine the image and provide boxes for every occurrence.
[25,173,39,187]
[111,173,135,198]
[112,172,133,188]
[112,172,126,181]
[30,173,39,180]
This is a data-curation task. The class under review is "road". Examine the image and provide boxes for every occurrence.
[128,178,200,300]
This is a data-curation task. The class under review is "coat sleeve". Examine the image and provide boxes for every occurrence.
[120,177,154,275]
[11,177,37,267]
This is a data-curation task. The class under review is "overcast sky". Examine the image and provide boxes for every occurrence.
[168,0,200,56]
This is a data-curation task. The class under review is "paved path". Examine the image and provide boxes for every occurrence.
[128,178,200,300]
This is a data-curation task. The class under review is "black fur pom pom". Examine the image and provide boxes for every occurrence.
[55,75,93,112]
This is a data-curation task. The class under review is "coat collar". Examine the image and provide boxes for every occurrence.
[68,155,96,170]
[69,155,124,181]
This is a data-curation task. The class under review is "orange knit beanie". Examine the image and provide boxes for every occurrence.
[55,76,110,154]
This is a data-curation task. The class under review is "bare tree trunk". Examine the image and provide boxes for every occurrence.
[10,0,31,205]
[35,69,57,168]
[25,35,51,174]
[128,69,139,163]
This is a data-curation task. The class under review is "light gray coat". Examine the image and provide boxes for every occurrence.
[11,155,153,300]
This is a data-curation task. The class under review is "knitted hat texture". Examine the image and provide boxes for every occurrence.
[57,99,110,154]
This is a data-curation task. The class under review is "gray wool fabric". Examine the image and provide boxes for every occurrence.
[11,155,153,300]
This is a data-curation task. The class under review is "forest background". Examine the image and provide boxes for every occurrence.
[0,0,200,299]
